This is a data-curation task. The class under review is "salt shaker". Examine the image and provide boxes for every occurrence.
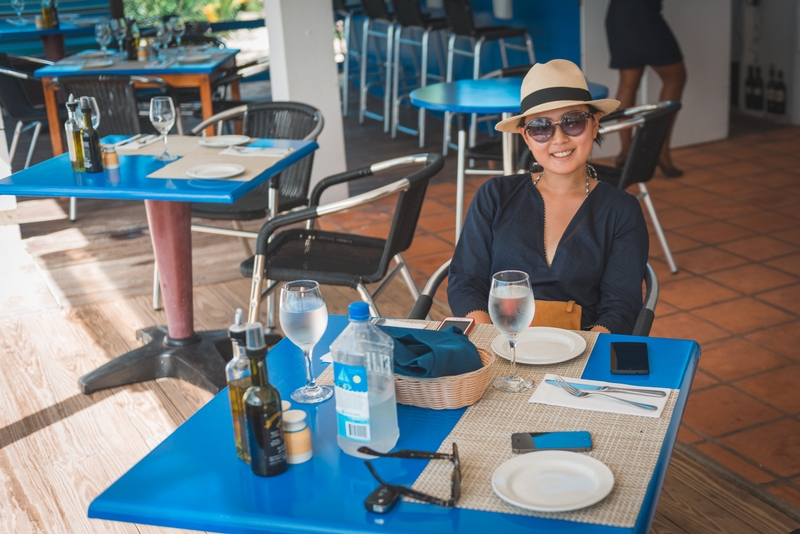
[283,410,312,464]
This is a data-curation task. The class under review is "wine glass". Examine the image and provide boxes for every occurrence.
[94,22,113,55]
[488,270,536,392]
[149,96,178,162]
[11,0,24,23]
[109,18,127,54]
[170,17,186,51]
[279,280,332,404]
[155,21,172,62]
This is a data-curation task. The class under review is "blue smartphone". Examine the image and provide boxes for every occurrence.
[511,431,593,453]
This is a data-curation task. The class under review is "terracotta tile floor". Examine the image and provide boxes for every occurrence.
[334,123,800,511]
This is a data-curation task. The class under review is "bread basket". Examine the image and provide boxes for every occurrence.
[394,348,495,410]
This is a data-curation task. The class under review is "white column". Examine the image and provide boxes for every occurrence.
[264,0,348,202]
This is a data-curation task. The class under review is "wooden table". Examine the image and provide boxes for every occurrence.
[34,49,240,155]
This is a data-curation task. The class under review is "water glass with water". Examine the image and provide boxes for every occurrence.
[11,0,25,22]
[488,270,536,392]
[280,280,332,404]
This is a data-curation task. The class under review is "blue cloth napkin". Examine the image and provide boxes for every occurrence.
[379,326,483,378]
[44,64,83,73]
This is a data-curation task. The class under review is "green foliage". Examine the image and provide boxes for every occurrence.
[122,0,262,22]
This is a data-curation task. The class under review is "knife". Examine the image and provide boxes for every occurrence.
[544,379,666,397]
[112,134,144,148]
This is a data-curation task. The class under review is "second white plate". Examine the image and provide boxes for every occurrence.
[198,135,251,148]
[186,163,245,179]
[492,451,614,512]
[82,58,114,69]
[179,53,212,64]
[491,327,587,365]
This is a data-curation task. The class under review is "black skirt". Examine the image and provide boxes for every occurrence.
[605,0,683,69]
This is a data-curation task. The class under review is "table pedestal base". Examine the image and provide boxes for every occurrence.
[78,326,233,395]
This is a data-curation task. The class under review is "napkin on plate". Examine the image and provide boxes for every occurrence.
[116,135,161,151]
[220,146,293,158]
[528,373,671,418]
[379,326,483,378]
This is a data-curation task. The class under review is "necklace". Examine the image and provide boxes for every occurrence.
[532,172,590,198]
[532,172,591,268]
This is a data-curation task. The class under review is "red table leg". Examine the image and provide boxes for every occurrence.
[40,34,66,61]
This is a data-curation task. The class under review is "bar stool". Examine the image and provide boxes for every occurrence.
[441,0,535,155]
[358,0,396,132]
[333,0,363,117]
[390,0,448,147]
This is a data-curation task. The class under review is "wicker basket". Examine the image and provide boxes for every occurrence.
[394,348,496,410]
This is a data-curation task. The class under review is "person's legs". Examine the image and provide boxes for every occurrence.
[614,67,645,167]
[652,60,687,176]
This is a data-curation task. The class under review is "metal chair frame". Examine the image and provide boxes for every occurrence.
[334,0,364,117]
[358,0,395,132]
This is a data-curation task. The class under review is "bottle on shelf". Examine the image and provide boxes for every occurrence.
[79,98,103,173]
[64,97,84,172]
[226,309,251,463]
[40,0,52,29]
[744,66,755,109]
[49,0,59,28]
[331,302,399,458]
[775,70,786,115]
[243,322,287,477]
[753,66,764,111]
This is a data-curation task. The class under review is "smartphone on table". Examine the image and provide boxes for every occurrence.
[511,431,593,453]
[437,316,475,334]
[610,342,650,375]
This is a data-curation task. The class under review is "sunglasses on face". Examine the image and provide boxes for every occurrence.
[524,110,594,142]
[359,443,461,507]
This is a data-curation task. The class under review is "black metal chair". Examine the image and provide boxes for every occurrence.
[0,54,55,170]
[591,101,682,274]
[408,260,659,336]
[242,153,445,330]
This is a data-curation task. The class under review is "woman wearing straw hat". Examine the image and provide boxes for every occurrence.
[447,60,649,335]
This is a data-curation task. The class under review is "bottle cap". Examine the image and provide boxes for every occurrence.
[245,322,266,350]
[228,308,246,341]
[282,410,307,432]
[348,301,369,321]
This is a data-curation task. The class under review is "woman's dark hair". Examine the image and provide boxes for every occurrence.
[517,104,605,146]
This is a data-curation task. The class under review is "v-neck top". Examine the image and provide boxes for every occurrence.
[447,173,649,334]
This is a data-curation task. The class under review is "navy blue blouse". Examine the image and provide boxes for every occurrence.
[447,174,649,334]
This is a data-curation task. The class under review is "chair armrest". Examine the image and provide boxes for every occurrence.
[598,115,644,136]
[256,177,412,254]
[7,54,53,67]
[408,259,451,319]
[0,66,36,81]
[632,263,658,337]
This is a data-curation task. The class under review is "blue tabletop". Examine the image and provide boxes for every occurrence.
[0,137,318,203]
[88,316,700,534]
[0,17,106,41]
[410,78,609,114]
[34,49,238,77]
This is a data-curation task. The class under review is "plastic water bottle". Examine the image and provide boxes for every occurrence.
[331,302,399,458]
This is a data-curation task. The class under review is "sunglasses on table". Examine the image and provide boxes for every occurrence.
[523,110,594,142]
[359,443,461,507]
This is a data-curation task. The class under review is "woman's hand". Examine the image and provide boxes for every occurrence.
[467,310,492,325]
[590,325,611,334]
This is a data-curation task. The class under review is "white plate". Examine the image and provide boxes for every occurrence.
[198,135,251,148]
[71,18,105,27]
[82,58,114,69]
[185,163,245,179]
[78,50,107,58]
[491,326,587,365]
[492,451,614,512]
[179,53,212,64]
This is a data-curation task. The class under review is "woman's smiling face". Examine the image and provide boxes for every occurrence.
[518,104,599,178]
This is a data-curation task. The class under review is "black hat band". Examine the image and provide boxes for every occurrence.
[520,86,592,113]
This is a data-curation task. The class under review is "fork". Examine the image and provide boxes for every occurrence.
[552,375,657,411]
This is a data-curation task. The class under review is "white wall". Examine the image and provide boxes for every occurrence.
[0,114,16,219]
[583,0,732,158]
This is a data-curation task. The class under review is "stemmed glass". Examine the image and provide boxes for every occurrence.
[154,21,172,62]
[279,280,332,404]
[76,96,101,130]
[94,22,113,56]
[170,17,186,51]
[149,96,177,162]
[109,18,127,54]
[11,0,25,23]
[488,270,536,392]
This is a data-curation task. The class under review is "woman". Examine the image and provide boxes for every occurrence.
[447,60,649,335]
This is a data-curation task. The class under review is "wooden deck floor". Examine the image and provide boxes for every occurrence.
[1,97,799,533]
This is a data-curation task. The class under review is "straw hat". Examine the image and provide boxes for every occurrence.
[495,59,620,134]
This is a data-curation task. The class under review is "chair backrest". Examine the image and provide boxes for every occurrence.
[605,101,682,189]
[443,0,477,36]
[360,0,391,21]
[0,54,42,121]
[55,75,142,137]
[392,0,426,27]
[176,33,225,48]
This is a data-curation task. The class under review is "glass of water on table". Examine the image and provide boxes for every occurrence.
[280,280,332,404]
[489,270,536,392]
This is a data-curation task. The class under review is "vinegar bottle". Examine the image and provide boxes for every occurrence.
[226,309,251,463]
[64,99,84,172]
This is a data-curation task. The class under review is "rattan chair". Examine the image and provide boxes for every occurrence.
[409,260,659,336]
[242,153,445,332]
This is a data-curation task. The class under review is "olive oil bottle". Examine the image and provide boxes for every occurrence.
[65,99,84,172]
[226,309,251,463]
[243,322,287,477]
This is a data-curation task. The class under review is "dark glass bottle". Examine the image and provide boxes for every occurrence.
[80,100,103,173]
[775,70,786,115]
[243,322,287,477]
[124,19,140,61]
[753,67,764,110]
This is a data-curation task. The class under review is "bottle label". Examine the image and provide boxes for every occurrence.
[333,362,370,442]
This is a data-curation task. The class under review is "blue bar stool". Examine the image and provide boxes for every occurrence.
[441,0,535,155]
[333,0,363,117]
[390,0,448,147]
[358,0,396,132]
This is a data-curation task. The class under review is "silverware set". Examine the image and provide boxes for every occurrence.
[113,134,157,148]
[550,375,659,411]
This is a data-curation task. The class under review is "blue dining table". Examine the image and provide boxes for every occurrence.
[35,49,240,155]
[0,15,109,60]
[410,78,608,241]
[87,314,700,534]
[0,136,318,394]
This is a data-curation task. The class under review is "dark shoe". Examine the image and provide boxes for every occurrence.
[614,153,627,168]
[657,162,684,178]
